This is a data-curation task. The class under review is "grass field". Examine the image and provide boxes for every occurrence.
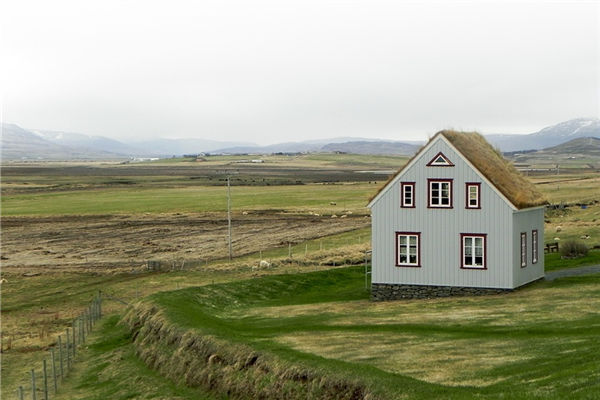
[52,315,220,400]
[1,155,599,399]
[1,183,376,216]
[120,266,600,399]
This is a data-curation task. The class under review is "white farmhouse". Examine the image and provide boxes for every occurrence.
[368,130,547,300]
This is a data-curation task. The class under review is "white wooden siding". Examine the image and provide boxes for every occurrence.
[371,137,516,289]
[512,207,545,287]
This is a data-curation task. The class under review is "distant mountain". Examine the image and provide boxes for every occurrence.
[128,138,257,156]
[1,123,124,160]
[321,141,420,155]
[538,136,600,156]
[214,142,322,154]
[214,139,422,155]
[33,130,143,156]
[487,118,600,152]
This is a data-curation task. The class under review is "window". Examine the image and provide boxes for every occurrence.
[396,232,420,267]
[401,182,415,208]
[426,152,454,167]
[532,230,538,264]
[520,232,527,268]
[461,234,486,269]
[428,179,453,208]
[465,183,480,209]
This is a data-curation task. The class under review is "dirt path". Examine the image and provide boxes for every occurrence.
[545,265,600,281]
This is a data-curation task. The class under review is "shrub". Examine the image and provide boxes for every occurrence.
[560,240,589,258]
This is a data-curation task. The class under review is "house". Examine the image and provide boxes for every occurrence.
[367,130,547,300]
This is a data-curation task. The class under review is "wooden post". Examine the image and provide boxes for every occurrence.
[18,386,24,400]
[58,336,64,379]
[305,243,308,257]
[82,316,86,342]
[50,348,57,394]
[72,320,76,357]
[227,176,232,261]
[288,242,291,258]
[365,251,368,290]
[66,329,71,371]
[320,239,322,251]
[43,359,48,400]
[31,369,37,400]
[98,291,102,318]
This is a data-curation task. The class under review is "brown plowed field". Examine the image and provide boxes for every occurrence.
[1,212,369,273]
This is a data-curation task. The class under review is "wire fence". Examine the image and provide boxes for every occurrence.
[13,292,102,400]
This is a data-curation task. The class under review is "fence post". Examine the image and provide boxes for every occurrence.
[66,329,71,371]
[58,336,64,379]
[18,386,24,400]
[81,316,85,343]
[88,306,91,331]
[72,319,76,357]
[98,291,102,318]
[43,359,48,400]
[31,369,37,400]
[50,348,57,394]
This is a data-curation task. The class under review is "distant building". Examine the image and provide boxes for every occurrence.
[367,130,547,300]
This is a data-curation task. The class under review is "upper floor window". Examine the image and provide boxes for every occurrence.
[532,230,538,264]
[428,179,453,208]
[461,234,486,269]
[465,183,481,209]
[396,232,420,267]
[520,232,527,268]
[400,182,415,208]
[426,152,454,167]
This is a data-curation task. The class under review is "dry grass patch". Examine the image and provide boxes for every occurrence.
[277,332,528,387]
[241,282,600,328]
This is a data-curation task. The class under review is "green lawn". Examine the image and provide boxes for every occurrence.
[123,266,600,399]
[544,249,600,271]
[1,183,374,216]
[53,315,220,400]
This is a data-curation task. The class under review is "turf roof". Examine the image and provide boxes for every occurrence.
[369,130,547,209]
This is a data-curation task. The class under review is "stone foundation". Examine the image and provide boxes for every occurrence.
[371,283,512,301]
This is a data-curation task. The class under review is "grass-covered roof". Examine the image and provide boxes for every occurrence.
[370,130,547,209]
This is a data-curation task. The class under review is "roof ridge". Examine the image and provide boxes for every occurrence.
[368,130,547,209]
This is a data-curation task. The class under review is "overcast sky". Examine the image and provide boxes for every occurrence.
[1,0,598,144]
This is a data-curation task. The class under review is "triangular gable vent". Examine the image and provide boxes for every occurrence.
[426,151,454,166]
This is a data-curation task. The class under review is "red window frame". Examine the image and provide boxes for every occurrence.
[520,232,527,268]
[465,182,481,209]
[427,178,453,208]
[400,182,416,208]
[426,151,454,167]
[532,230,538,264]
[460,233,487,270]
[395,232,421,267]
